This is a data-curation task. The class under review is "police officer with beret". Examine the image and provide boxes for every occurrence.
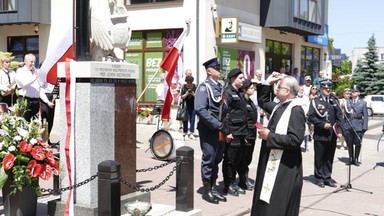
[195,58,227,204]
[308,79,344,188]
[221,68,248,196]
[343,85,368,166]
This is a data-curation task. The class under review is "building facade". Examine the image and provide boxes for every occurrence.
[0,0,330,103]
[352,47,384,72]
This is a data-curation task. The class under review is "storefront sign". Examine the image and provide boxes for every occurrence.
[306,24,329,46]
[221,17,238,43]
[329,48,346,66]
[238,22,262,43]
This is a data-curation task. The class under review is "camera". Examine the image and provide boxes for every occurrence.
[188,89,192,93]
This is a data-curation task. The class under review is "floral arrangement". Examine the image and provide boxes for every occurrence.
[137,105,153,118]
[0,96,60,196]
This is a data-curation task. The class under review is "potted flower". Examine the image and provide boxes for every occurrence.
[136,105,154,124]
[0,96,60,215]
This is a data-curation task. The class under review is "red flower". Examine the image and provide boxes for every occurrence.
[31,146,46,161]
[39,164,52,180]
[37,139,50,148]
[26,160,42,178]
[19,140,33,153]
[145,113,150,117]
[46,151,56,166]
[3,154,16,170]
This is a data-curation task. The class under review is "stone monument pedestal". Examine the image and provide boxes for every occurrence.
[49,61,139,215]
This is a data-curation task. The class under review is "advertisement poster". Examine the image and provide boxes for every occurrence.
[128,32,143,50]
[146,32,163,48]
[218,47,255,80]
[144,52,163,102]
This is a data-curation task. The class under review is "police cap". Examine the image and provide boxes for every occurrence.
[344,88,351,94]
[202,58,220,69]
[227,68,242,79]
[351,85,361,92]
[320,79,332,89]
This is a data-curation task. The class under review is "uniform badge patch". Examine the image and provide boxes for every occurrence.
[199,86,206,92]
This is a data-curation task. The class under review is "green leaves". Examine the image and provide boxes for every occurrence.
[0,166,9,189]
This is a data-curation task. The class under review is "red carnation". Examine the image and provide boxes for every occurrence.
[19,140,33,153]
[31,146,46,161]
[3,153,16,170]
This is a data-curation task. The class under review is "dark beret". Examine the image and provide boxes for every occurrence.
[241,80,252,90]
[202,58,220,69]
[227,68,242,79]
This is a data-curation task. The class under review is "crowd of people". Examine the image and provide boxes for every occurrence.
[0,54,57,145]
[191,57,369,215]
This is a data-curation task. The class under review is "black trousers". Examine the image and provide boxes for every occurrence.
[22,96,40,122]
[41,93,55,136]
[223,135,246,185]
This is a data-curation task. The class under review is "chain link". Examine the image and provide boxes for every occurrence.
[120,158,181,192]
[136,158,177,173]
[37,158,182,196]
[40,174,98,195]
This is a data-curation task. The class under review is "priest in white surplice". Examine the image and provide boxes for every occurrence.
[251,74,305,216]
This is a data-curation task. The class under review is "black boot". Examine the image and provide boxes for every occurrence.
[245,172,254,190]
[202,182,219,204]
[237,174,248,190]
[211,180,227,202]
[354,146,361,166]
[233,183,246,194]
[223,183,239,196]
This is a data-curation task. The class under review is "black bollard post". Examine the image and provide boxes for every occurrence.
[98,160,121,216]
[175,146,194,212]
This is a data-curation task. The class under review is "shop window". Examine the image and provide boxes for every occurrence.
[301,46,320,78]
[0,0,16,12]
[126,29,183,103]
[294,0,321,24]
[7,36,39,65]
[265,40,292,76]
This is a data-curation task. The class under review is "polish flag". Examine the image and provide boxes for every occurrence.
[160,28,188,122]
[38,0,74,85]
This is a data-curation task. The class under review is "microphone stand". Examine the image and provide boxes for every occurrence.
[331,96,372,194]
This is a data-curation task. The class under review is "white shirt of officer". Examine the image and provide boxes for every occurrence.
[16,54,41,98]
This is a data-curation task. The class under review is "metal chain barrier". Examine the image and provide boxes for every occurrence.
[37,158,182,196]
[39,174,98,196]
[120,158,182,192]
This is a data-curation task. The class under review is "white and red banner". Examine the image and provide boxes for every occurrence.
[160,28,187,122]
[38,0,74,85]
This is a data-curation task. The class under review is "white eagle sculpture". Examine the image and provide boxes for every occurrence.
[90,0,131,61]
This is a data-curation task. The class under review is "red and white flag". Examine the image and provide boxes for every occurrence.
[38,0,74,85]
[160,28,188,122]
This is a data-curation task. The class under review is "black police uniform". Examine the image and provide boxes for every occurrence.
[195,58,226,204]
[222,69,248,196]
[308,80,344,187]
[237,80,257,191]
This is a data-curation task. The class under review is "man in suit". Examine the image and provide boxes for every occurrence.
[308,79,344,188]
[343,85,368,166]
[195,57,227,204]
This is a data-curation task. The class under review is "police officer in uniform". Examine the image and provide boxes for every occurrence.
[195,58,227,204]
[221,68,248,196]
[343,85,368,166]
[308,80,344,188]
